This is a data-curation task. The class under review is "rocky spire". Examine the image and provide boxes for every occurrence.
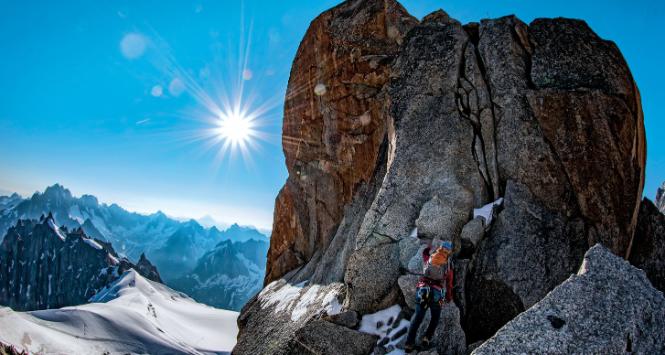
[265,0,418,285]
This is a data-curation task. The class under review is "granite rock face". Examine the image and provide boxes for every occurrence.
[463,15,645,342]
[629,198,665,292]
[234,279,346,354]
[265,0,418,284]
[287,319,378,355]
[0,215,161,311]
[472,244,665,354]
[237,1,647,353]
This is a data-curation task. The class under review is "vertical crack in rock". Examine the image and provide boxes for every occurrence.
[455,36,500,201]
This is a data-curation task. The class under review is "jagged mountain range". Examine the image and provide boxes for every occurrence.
[0,184,270,311]
[0,214,161,311]
[0,184,267,261]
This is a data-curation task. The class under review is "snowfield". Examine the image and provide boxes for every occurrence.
[0,269,239,354]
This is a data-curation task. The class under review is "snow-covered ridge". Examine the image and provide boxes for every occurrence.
[47,218,66,241]
[0,269,238,354]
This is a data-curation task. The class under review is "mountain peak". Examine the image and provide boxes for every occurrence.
[80,194,99,206]
[228,223,243,230]
[43,183,72,199]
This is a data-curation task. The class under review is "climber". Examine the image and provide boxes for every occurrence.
[404,239,454,352]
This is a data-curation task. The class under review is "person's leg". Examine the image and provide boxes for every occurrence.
[406,302,427,346]
[424,292,442,339]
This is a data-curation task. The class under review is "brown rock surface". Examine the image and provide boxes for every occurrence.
[265,0,418,284]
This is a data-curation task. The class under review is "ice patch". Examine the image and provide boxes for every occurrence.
[473,197,504,226]
[259,280,306,314]
[409,227,418,238]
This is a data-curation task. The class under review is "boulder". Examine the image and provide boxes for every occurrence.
[344,241,401,313]
[322,310,359,329]
[460,217,484,248]
[415,194,471,244]
[399,236,421,270]
[407,245,427,274]
[472,244,665,354]
[397,274,419,310]
[629,198,665,292]
[288,319,378,355]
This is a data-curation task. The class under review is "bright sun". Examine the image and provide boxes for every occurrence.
[217,110,254,145]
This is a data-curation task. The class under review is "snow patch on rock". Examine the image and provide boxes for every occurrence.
[473,197,503,227]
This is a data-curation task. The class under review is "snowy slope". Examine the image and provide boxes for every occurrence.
[0,269,238,354]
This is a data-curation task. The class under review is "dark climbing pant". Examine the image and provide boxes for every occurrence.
[405,286,442,346]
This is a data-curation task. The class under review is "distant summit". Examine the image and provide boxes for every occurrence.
[218,223,268,242]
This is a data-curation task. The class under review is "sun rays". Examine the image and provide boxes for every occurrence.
[135,15,283,171]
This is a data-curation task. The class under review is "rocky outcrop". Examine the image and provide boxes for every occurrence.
[238,1,647,353]
[234,280,345,354]
[0,342,26,355]
[135,253,162,283]
[0,215,161,311]
[628,198,665,292]
[265,0,418,284]
[473,244,665,354]
[287,319,378,354]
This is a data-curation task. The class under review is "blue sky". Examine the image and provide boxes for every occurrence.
[0,0,663,229]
